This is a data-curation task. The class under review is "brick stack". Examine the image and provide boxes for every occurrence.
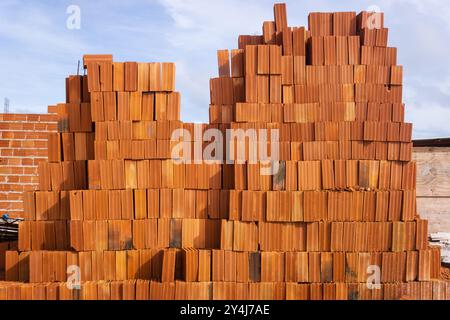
[0,242,17,280]
[0,4,448,300]
[0,113,57,218]
[208,4,447,300]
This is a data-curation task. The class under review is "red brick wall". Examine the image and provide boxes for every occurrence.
[0,113,57,218]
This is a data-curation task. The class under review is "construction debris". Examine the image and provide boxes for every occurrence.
[430,233,450,266]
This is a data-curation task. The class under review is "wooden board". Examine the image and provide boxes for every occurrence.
[414,148,450,233]
[417,197,450,233]
[414,147,450,197]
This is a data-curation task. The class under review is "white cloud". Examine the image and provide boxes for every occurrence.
[157,0,286,51]
[0,1,93,113]
[407,102,450,138]
[0,2,88,54]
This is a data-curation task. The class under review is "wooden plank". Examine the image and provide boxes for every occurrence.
[417,197,450,233]
[414,147,450,197]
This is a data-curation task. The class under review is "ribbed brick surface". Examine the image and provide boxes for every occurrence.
[0,113,57,218]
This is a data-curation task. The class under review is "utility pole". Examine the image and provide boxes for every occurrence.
[4,98,9,113]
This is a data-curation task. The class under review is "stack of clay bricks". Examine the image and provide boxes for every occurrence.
[0,242,17,280]
[208,3,448,300]
[0,3,449,300]
[0,52,227,300]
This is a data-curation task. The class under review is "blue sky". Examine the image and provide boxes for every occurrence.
[1,0,450,138]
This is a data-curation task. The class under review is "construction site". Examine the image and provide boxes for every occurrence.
[0,2,449,301]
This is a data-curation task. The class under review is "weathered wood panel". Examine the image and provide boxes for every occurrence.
[414,147,450,197]
[417,198,450,233]
[414,147,450,233]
